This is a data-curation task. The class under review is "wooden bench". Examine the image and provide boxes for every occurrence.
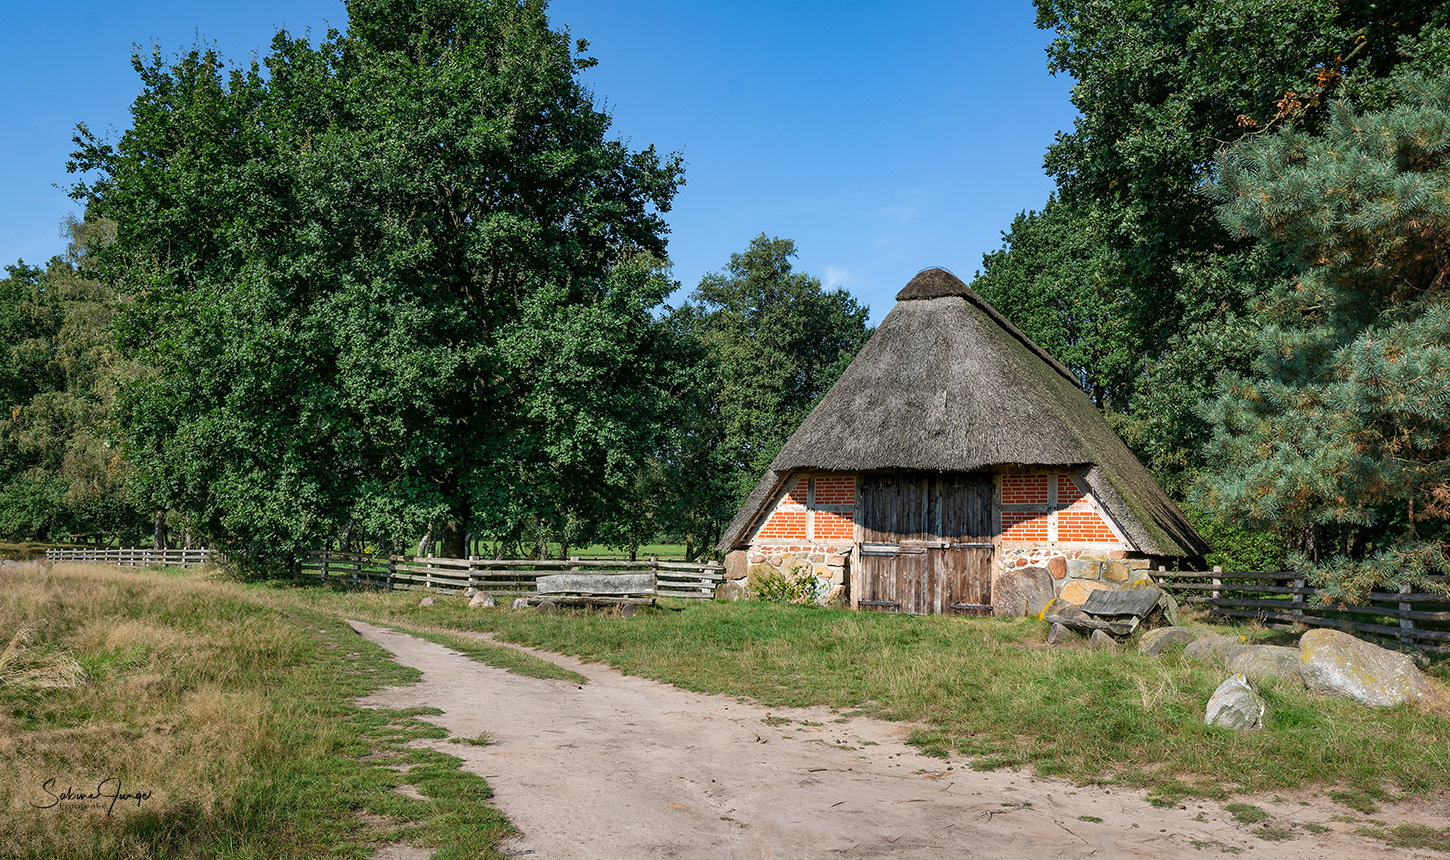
[527,572,657,608]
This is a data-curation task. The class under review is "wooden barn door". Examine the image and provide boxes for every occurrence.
[858,473,993,615]
[858,474,929,613]
[932,476,995,616]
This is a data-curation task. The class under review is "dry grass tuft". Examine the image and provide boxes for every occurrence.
[0,628,87,691]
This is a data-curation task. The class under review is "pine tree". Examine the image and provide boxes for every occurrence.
[1201,73,1450,599]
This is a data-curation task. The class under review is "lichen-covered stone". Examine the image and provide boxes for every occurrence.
[1299,629,1430,707]
[1205,674,1265,731]
[993,566,1055,618]
[1066,559,1102,581]
[714,580,747,602]
[1102,560,1132,583]
[1224,645,1303,685]
[1138,626,1208,656]
[1182,634,1248,665]
[1156,590,1180,627]
[1059,579,1112,605]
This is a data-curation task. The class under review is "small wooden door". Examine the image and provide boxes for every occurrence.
[858,473,994,615]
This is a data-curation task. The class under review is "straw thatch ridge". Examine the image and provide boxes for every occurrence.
[718,268,1208,557]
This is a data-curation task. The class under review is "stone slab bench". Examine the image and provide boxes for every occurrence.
[527,572,657,608]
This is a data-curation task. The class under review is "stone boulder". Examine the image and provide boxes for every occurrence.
[993,566,1055,618]
[1224,645,1303,685]
[1182,634,1247,665]
[1299,629,1431,707]
[468,592,496,609]
[1138,626,1209,656]
[1090,629,1117,649]
[509,597,530,611]
[418,596,437,607]
[1059,579,1113,606]
[1205,674,1266,731]
[1047,622,1076,645]
[714,580,747,602]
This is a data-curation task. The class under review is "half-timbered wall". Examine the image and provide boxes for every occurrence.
[742,468,1153,610]
[746,473,857,599]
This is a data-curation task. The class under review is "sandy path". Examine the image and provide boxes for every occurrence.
[348,620,1445,859]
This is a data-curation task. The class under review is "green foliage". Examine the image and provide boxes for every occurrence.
[660,235,870,557]
[1199,73,1450,598]
[750,564,819,604]
[974,199,1135,409]
[69,0,684,567]
[980,1,1443,495]
[0,219,149,543]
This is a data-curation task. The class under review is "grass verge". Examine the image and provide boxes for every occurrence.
[275,584,1450,804]
[0,563,512,859]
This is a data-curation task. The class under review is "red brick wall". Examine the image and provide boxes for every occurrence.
[814,509,854,541]
[1002,510,1049,542]
[1057,475,1085,506]
[785,478,809,506]
[758,510,808,540]
[1002,475,1049,505]
[815,476,856,505]
[1056,510,1117,543]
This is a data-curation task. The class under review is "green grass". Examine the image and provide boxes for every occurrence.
[1225,803,1267,824]
[570,542,690,559]
[1356,823,1450,852]
[278,586,1450,802]
[0,564,514,859]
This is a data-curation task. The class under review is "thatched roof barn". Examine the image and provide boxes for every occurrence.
[719,267,1206,615]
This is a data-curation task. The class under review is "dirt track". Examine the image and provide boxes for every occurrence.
[348,620,1446,859]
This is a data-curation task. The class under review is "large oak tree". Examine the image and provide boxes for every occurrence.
[68,0,683,568]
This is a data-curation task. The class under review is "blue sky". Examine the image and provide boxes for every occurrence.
[2,1,1076,324]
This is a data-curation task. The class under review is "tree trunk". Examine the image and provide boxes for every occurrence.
[153,511,168,550]
[440,517,466,559]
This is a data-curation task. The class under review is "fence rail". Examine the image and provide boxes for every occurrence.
[298,551,724,599]
[44,547,223,569]
[1158,569,1450,655]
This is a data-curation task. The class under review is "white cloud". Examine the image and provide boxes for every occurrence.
[823,266,849,291]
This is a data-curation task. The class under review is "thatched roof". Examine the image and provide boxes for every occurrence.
[719,268,1208,557]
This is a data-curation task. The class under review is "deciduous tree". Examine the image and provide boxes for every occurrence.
[69,0,683,567]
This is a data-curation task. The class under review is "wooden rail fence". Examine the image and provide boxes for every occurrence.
[44,547,223,569]
[1158,569,1450,655]
[298,551,725,599]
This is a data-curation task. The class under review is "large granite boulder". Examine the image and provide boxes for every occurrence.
[714,580,747,602]
[1205,674,1266,731]
[468,591,497,609]
[994,566,1056,618]
[1299,629,1431,707]
[1224,644,1303,684]
[1138,626,1210,656]
[1182,634,1247,665]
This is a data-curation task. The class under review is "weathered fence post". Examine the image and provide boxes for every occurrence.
[1211,565,1222,602]
[1399,582,1416,647]
[1292,573,1306,618]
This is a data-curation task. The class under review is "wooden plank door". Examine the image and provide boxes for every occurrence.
[930,476,994,616]
[859,472,994,615]
[858,474,927,613]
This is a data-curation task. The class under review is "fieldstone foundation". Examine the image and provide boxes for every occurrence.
[746,544,851,601]
[998,548,1155,611]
